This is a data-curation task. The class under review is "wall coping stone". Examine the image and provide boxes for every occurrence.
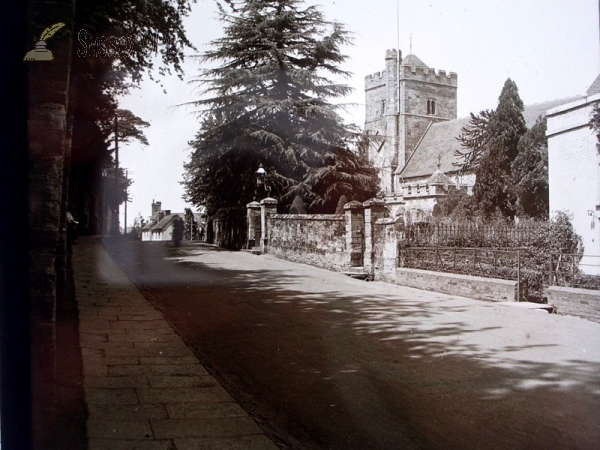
[260,197,278,205]
[547,286,600,297]
[398,267,517,286]
[270,214,343,221]
[344,200,364,210]
[375,217,403,225]
[363,199,386,208]
[246,201,261,208]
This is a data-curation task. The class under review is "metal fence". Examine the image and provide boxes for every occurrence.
[398,246,522,282]
[549,253,600,290]
[403,221,540,248]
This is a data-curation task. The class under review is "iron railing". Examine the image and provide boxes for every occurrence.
[398,246,522,281]
[549,253,600,290]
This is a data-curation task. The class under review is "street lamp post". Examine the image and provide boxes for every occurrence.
[114,116,120,236]
[256,163,271,199]
[101,167,109,235]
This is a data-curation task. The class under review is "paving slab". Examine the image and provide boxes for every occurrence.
[71,237,278,450]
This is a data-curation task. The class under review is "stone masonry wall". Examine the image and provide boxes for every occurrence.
[400,65,458,163]
[267,214,347,271]
[547,286,600,323]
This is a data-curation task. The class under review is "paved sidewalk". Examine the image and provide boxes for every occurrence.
[72,237,278,450]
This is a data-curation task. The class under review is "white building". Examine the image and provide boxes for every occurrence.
[547,76,600,274]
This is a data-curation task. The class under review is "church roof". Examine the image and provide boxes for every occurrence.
[396,95,584,179]
[586,74,600,96]
[400,54,428,68]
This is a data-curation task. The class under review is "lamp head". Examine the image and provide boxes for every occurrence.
[256,163,266,186]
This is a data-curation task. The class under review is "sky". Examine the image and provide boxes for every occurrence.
[118,0,600,227]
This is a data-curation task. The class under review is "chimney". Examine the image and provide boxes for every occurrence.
[152,200,161,218]
[164,210,171,216]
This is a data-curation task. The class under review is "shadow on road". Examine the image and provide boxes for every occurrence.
[101,239,600,450]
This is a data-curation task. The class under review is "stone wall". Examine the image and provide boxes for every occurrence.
[255,200,534,306]
[547,286,600,323]
[267,214,347,271]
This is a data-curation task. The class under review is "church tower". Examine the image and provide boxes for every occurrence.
[364,50,457,196]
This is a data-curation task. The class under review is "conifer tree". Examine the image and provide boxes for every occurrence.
[457,78,526,219]
[510,116,549,219]
[183,0,378,215]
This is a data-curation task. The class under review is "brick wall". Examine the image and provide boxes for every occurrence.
[547,286,600,323]
[394,268,518,302]
[267,214,347,271]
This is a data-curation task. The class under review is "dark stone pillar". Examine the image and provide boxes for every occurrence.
[344,201,365,267]
[246,201,261,249]
[363,199,387,275]
[260,197,278,253]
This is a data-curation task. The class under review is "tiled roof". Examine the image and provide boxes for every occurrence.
[587,73,600,96]
[397,95,585,179]
[400,54,428,68]
[150,213,184,232]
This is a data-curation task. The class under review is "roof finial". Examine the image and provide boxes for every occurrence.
[409,33,413,54]
[437,153,441,170]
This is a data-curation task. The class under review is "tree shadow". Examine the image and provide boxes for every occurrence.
[101,239,600,449]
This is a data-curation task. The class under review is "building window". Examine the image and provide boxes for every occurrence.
[380,100,386,116]
[427,99,436,115]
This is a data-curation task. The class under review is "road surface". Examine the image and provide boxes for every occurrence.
[104,240,600,449]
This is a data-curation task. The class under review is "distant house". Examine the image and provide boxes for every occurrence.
[547,76,600,274]
[140,200,185,242]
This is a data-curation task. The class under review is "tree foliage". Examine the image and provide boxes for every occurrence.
[436,187,478,220]
[510,116,549,219]
[453,79,527,220]
[182,0,379,215]
[68,0,195,228]
[455,109,493,172]
[289,195,307,213]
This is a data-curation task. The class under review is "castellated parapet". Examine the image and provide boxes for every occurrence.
[365,70,387,90]
[365,49,400,91]
[399,65,458,87]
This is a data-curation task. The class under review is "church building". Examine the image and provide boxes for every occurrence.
[365,49,583,221]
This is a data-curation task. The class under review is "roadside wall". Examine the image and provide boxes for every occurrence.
[254,200,556,307]
[393,268,518,302]
[547,286,600,323]
[267,214,347,271]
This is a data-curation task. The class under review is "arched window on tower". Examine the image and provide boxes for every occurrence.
[427,99,436,115]
[380,100,386,116]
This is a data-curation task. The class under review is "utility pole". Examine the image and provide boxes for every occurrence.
[114,115,119,236]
